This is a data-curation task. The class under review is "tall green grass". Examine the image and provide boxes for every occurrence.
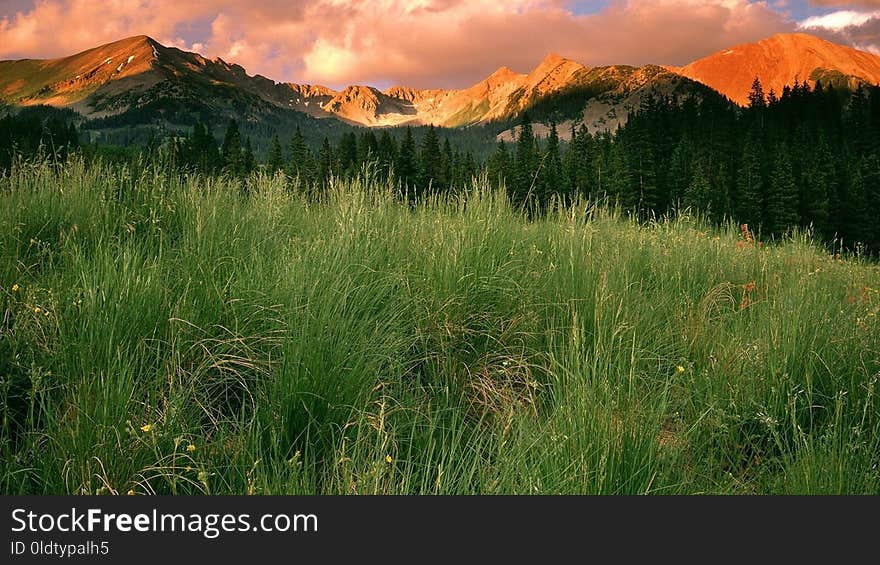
[1,159,878,494]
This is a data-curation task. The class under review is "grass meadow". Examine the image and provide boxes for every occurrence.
[1,159,878,495]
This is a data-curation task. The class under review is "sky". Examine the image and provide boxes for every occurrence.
[1,0,879,89]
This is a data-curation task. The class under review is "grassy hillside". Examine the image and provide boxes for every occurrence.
[1,160,878,494]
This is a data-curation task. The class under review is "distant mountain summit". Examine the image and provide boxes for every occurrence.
[2,32,879,134]
[0,35,162,112]
[675,33,880,105]
[0,35,308,120]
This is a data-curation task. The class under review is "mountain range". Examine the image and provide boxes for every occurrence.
[2,32,879,141]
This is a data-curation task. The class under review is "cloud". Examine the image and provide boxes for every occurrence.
[0,0,796,88]
[798,7,880,53]
[809,1,880,7]
[800,9,880,30]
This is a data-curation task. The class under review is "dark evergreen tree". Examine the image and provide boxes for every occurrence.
[541,120,564,205]
[513,112,538,204]
[221,119,243,176]
[377,130,398,180]
[338,132,358,177]
[441,137,454,191]
[266,135,285,173]
[316,137,335,189]
[418,125,442,195]
[243,137,256,175]
[668,138,693,208]
[397,127,418,192]
[487,139,510,190]
[765,147,800,236]
[288,127,313,184]
[683,158,711,214]
[748,76,767,110]
[736,127,764,229]
[801,133,834,237]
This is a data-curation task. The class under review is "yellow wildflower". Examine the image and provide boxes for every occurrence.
[11,284,19,292]
[676,365,686,374]
[385,454,392,464]
[186,444,197,453]
[127,489,136,496]
[140,424,153,433]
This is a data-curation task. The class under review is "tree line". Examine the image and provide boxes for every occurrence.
[168,119,480,195]
[3,77,879,252]
[487,78,878,252]
[0,110,79,171]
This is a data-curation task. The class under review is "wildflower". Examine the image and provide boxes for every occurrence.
[186,444,197,453]
[11,283,19,292]
[385,454,393,464]
[676,365,686,374]
[33,307,41,314]
[140,424,153,433]
[127,489,136,496]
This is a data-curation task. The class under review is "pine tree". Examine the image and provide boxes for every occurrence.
[338,132,358,177]
[668,139,693,209]
[748,76,766,109]
[357,131,378,166]
[765,147,799,236]
[463,151,477,187]
[541,120,564,204]
[683,158,711,214]
[514,112,538,204]
[266,135,285,173]
[736,128,764,229]
[712,161,734,221]
[418,125,442,195]
[316,137,335,189]
[487,139,510,190]
[562,125,584,196]
[396,127,418,192]
[860,152,880,249]
[288,127,313,184]
[221,119,243,176]
[801,134,833,237]
[441,137,454,191]
[377,131,398,181]
[243,137,255,175]
[843,161,873,246]
[608,136,635,210]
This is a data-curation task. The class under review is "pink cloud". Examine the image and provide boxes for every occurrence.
[0,0,797,88]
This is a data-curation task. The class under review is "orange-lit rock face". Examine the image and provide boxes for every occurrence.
[675,33,880,105]
[5,32,880,127]
[0,35,162,107]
